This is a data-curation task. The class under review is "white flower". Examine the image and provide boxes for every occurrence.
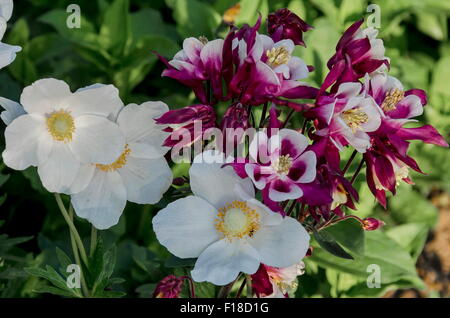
[262,261,305,298]
[2,78,125,194]
[0,0,21,69]
[0,96,25,125]
[71,101,173,230]
[152,150,310,286]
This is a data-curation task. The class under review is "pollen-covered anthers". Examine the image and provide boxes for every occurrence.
[341,108,369,133]
[198,36,209,45]
[272,155,293,175]
[215,201,260,241]
[96,144,131,172]
[266,46,291,68]
[381,88,404,112]
[46,109,75,142]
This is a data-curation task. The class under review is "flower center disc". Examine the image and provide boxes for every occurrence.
[46,110,75,142]
[96,145,131,172]
[266,46,291,68]
[216,201,260,240]
[272,155,292,175]
[381,88,404,112]
[341,108,368,133]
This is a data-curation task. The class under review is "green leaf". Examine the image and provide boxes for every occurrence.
[6,18,29,46]
[99,0,131,55]
[322,218,365,255]
[165,255,196,268]
[309,230,424,288]
[385,223,429,261]
[235,0,269,26]
[171,0,221,39]
[312,228,354,260]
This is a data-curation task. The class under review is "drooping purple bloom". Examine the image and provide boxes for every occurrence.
[152,275,184,298]
[267,8,313,47]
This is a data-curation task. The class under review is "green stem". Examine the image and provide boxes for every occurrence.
[90,226,97,257]
[68,206,90,297]
[246,275,252,298]
[54,194,88,265]
[259,103,268,128]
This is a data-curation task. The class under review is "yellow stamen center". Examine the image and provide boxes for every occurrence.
[198,36,208,45]
[215,201,260,241]
[46,110,75,142]
[341,108,369,133]
[272,155,293,175]
[381,88,404,112]
[266,46,291,68]
[95,145,131,172]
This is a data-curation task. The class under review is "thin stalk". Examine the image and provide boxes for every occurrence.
[286,200,297,217]
[68,206,90,297]
[342,150,357,174]
[90,226,97,257]
[246,275,252,298]
[235,278,247,298]
[218,276,239,298]
[182,276,196,298]
[259,103,268,128]
[54,194,88,265]
[301,119,309,134]
[281,109,295,128]
[350,158,365,184]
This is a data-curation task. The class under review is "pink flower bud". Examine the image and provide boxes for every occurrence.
[362,218,385,231]
[152,275,184,298]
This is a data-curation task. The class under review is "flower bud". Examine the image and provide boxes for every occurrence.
[155,104,216,147]
[362,217,385,231]
[267,8,312,47]
[152,275,184,298]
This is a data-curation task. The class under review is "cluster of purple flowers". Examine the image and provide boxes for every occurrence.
[156,8,448,225]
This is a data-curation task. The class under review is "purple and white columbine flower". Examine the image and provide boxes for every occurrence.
[244,129,317,202]
[313,82,382,153]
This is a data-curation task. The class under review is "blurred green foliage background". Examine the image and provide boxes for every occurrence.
[0,0,449,298]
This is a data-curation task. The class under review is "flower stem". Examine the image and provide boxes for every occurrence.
[182,276,196,298]
[342,150,357,174]
[54,194,88,265]
[90,226,97,257]
[259,103,268,128]
[218,276,239,298]
[235,278,247,298]
[281,109,295,128]
[351,158,365,184]
[246,275,252,298]
[68,205,90,297]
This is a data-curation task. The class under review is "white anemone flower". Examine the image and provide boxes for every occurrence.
[2,78,126,194]
[71,101,173,230]
[152,150,310,286]
[0,0,21,69]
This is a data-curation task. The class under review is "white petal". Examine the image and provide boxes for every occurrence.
[191,240,260,286]
[71,170,127,229]
[20,78,72,115]
[268,182,303,202]
[258,34,274,53]
[0,42,21,69]
[274,39,295,54]
[118,156,172,204]
[0,0,13,21]
[152,196,220,258]
[37,142,81,194]
[68,164,96,194]
[190,151,255,209]
[182,37,203,65]
[295,151,317,183]
[0,96,25,125]
[336,82,362,99]
[288,56,309,80]
[70,115,125,164]
[200,39,223,67]
[250,216,310,268]
[2,114,45,170]
[116,102,170,159]
[68,84,123,118]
